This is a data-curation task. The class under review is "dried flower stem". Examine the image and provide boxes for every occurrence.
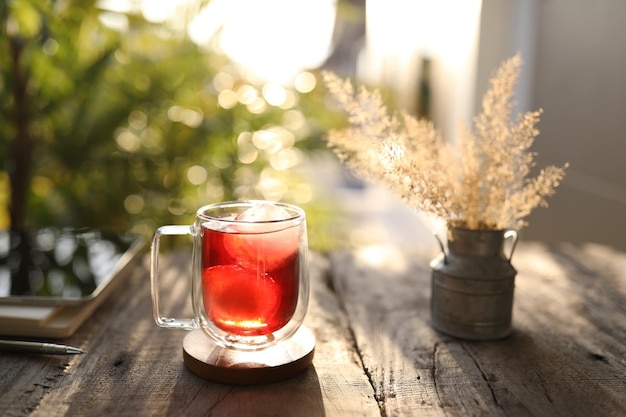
[323,54,568,231]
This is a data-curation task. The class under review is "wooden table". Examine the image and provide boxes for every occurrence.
[1,242,625,416]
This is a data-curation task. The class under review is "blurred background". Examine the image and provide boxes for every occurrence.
[1,0,624,251]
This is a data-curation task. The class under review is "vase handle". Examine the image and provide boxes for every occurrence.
[504,230,519,262]
[434,231,448,264]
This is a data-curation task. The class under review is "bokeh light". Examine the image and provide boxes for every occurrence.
[294,72,317,93]
[262,83,288,107]
[3,0,342,250]
[187,165,208,185]
[217,90,238,109]
[124,194,145,214]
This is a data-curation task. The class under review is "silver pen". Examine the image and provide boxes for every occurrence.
[0,339,87,355]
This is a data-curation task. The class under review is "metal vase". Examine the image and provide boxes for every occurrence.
[430,227,518,341]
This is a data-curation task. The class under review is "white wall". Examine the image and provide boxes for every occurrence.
[476,0,626,250]
[357,0,482,143]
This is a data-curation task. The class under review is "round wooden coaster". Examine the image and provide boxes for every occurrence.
[182,326,315,385]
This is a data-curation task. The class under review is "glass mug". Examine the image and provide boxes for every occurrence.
[150,200,309,350]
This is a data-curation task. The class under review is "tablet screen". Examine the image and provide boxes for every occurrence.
[0,228,142,304]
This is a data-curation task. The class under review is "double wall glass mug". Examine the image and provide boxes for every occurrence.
[150,200,310,351]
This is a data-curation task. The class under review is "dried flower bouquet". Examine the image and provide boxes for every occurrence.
[323,54,568,231]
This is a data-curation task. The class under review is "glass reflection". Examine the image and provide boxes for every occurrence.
[0,228,137,299]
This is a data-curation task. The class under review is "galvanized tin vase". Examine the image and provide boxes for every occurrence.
[430,227,518,341]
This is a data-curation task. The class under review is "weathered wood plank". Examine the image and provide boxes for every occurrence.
[329,242,626,417]
[4,242,623,416]
[330,246,448,417]
[0,251,379,417]
[306,253,381,417]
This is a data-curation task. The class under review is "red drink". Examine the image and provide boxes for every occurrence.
[201,222,300,336]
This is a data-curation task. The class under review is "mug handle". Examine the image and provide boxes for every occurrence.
[150,225,197,329]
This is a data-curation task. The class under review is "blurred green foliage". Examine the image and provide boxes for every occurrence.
[1,0,346,249]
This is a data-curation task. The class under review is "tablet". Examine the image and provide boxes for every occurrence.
[0,228,145,306]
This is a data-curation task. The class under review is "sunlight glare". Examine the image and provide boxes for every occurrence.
[356,246,409,274]
[140,0,189,23]
[189,0,337,84]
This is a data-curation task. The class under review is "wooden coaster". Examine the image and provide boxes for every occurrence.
[182,326,315,385]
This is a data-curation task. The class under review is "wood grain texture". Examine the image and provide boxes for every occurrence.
[328,243,626,417]
[0,251,378,417]
[2,242,625,416]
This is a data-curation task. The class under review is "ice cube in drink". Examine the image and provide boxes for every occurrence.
[201,203,300,336]
[224,203,300,271]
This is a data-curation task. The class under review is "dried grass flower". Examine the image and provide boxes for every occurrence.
[323,54,568,231]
